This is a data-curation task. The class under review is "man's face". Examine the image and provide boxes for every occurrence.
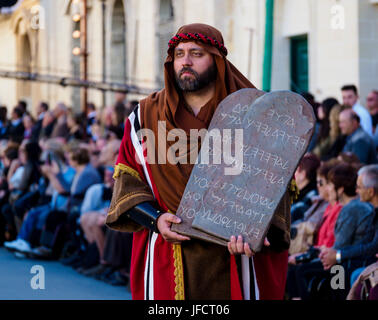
[366,91,378,115]
[356,174,373,202]
[342,90,358,107]
[339,111,356,135]
[173,41,217,92]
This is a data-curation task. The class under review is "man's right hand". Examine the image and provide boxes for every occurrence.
[157,212,190,244]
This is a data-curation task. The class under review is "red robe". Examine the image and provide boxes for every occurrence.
[106,110,289,300]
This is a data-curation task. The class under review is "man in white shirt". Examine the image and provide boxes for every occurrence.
[341,84,373,136]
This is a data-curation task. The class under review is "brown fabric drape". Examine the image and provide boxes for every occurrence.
[138,23,291,249]
[139,23,255,216]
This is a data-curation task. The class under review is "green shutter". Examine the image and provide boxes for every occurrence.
[290,36,308,93]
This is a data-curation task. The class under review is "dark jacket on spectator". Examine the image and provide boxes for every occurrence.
[342,127,377,164]
[322,135,347,161]
[7,120,24,143]
[334,199,375,250]
[30,119,43,142]
[0,120,8,140]
[291,181,318,223]
[339,207,378,261]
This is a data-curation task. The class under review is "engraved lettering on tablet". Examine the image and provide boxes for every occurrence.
[172,88,315,251]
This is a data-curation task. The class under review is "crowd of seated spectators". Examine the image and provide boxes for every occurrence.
[0,93,137,287]
[285,85,378,300]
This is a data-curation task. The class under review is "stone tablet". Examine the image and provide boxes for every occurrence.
[172,88,315,252]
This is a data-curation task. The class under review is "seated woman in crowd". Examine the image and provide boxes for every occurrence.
[3,141,76,254]
[39,111,56,140]
[22,114,35,140]
[321,104,349,161]
[0,106,9,140]
[287,160,343,295]
[291,153,321,222]
[289,160,334,256]
[6,142,25,198]
[1,141,41,240]
[7,107,24,143]
[0,144,19,206]
[107,102,128,140]
[312,98,339,159]
[66,147,102,213]
[67,111,84,142]
[0,144,19,243]
[327,164,374,251]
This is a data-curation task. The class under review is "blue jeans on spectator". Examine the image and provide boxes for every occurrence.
[18,204,51,242]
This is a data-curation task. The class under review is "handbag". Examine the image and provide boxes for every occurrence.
[347,261,378,300]
[289,221,316,255]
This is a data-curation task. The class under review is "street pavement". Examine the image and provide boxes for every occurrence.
[0,247,132,300]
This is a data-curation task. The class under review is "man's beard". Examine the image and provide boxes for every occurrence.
[175,63,217,92]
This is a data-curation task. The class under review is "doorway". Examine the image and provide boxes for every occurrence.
[290,35,308,94]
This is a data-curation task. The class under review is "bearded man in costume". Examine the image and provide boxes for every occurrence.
[105,23,291,300]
